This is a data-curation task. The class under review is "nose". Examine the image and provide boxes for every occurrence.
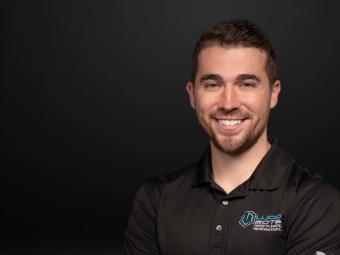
[218,85,241,111]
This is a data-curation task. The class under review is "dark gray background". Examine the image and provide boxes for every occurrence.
[3,1,340,254]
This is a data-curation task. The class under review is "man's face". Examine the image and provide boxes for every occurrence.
[186,46,280,155]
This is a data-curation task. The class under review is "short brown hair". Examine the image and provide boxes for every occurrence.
[191,19,277,86]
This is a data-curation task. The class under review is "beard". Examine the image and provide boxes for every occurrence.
[196,107,270,155]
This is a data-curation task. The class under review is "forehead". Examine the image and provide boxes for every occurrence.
[197,46,268,81]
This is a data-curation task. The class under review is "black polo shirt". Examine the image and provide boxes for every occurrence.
[125,137,340,255]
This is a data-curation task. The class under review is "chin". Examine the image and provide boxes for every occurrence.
[212,131,264,155]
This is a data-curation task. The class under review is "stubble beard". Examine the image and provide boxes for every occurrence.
[197,107,270,156]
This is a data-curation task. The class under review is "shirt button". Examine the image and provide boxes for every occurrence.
[216,225,223,231]
[222,200,229,205]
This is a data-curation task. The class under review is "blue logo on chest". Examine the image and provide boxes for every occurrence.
[239,211,283,231]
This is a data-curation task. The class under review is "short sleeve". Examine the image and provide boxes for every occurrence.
[284,181,340,255]
[124,177,164,255]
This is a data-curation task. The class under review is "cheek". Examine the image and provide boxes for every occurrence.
[244,96,270,113]
[196,99,216,114]
[196,92,219,107]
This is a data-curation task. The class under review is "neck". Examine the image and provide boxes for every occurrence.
[211,134,271,194]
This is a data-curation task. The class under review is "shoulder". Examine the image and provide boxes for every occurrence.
[143,162,199,194]
[283,158,340,217]
[135,162,199,204]
[285,157,339,197]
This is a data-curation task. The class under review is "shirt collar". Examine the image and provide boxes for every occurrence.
[192,137,291,190]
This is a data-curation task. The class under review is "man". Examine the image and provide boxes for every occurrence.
[124,19,340,255]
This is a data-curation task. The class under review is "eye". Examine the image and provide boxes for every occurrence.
[205,83,219,88]
[241,82,255,88]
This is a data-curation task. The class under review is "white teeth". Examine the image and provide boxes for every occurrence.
[218,119,242,126]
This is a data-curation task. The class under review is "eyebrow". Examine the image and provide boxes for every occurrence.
[236,74,261,83]
[199,73,261,84]
[199,74,223,83]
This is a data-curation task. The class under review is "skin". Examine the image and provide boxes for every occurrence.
[186,46,281,193]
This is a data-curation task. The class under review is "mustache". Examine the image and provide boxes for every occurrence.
[209,109,252,119]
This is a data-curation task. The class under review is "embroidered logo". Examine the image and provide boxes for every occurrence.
[239,211,283,231]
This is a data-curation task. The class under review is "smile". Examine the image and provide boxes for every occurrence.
[218,119,242,127]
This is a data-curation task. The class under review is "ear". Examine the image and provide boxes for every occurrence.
[186,82,196,109]
[270,80,281,109]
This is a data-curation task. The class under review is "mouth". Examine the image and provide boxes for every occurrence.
[217,119,243,127]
